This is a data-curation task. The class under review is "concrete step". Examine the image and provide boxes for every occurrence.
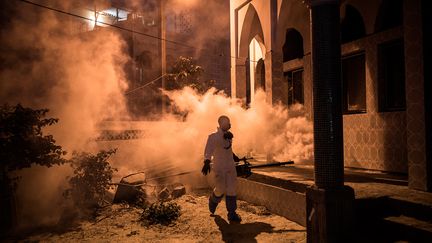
[355,196,432,242]
[355,196,432,224]
[385,215,432,233]
[353,215,432,242]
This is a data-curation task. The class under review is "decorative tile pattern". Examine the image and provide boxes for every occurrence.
[340,27,408,173]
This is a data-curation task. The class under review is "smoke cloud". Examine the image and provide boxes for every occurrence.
[0,0,313,230]
[98,88,313,183]
[0,1,129,152]
[1,0,129,228]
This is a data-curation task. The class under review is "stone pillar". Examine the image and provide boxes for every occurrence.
[305,0,354,242]
[310,0,343,189]
[405,0,430,191]
[235,57,247,102]
[265,51,286,105]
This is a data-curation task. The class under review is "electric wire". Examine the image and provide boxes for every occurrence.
[17,0,271,96]
[18,0,194,49]
[18,0,260,64]
[125,73,167,95]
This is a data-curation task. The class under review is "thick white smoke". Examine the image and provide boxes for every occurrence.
[165,87,314,164]
[0,1,129,228]
[99,87,314,181]
[0,0,313,230]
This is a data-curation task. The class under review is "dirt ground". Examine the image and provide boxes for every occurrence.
[11,189,306,243]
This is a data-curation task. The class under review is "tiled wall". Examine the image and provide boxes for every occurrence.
[341,27,408,173]
[297,27,409,173]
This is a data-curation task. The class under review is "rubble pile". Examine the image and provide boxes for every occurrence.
[111,172,187,207]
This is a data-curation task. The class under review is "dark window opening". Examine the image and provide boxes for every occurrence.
[285,68,304,106]
[342,53,366,114]
[283,29,304,62]
[374,0,403,33]
[255,58,265,91]
[245,55,251,106]
[378,39,406,112]
[135,51,152,84]
[341,5,366,44]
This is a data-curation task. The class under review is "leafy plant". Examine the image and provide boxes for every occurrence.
[0,104,66,191]
[166,56,215,94]
[140,201,181,226]
[64,149,117,210]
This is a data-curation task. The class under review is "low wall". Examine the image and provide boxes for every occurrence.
[237,177,307,226]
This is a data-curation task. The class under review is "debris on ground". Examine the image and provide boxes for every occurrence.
[12,189,306,242]
[140,201,181,226]
[158,187,171,201]
[171,184,186,199]
[112,172,188,205]
[113,172,147,204]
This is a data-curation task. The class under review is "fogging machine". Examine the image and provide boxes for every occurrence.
[235,158,294,178]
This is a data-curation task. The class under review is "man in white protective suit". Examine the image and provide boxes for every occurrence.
[201,115,243,223]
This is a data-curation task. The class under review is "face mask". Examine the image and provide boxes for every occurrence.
[223,131,233,140]
[223,131,233,149]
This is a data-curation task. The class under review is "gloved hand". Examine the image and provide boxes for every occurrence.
[201,159,211,176]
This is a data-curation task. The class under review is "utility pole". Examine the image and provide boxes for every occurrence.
[160,0,167,114]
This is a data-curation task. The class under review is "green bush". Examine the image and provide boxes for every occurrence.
[64,149,117,210]
[140,201,181,226]
[165,56,215,94]
[0,104,66,231]
[0,104,66,191]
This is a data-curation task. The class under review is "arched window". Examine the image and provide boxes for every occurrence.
[244,37,265,106]
[341,5,366,43]
[375,0,403,33]
[283,29,304,62]
[255,58,265,91]
[245,54,251,106]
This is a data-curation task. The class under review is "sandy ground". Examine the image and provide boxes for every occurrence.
[12,189,306,243]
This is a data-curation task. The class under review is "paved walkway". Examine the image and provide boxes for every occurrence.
[253,164,432,205]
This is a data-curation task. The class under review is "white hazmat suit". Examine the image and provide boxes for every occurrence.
[204,127,237,196]
[203,115,241,222]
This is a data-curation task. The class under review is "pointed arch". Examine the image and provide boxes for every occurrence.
[341,4,366,43]
[236,4,266,104]
[238,4,265,58]
[374,0,403,33]
[283,28,304,62]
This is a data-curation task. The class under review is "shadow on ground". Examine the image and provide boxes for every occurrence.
[213,215,305,243]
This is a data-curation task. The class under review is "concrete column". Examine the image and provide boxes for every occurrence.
[405,0,430,191]
[265,51,285,105]
[305,0,354,242]
[235,57,247,102]
[310,0,343,189]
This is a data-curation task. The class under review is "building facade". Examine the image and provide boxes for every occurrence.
[230,0,431,191]
[69,0,231,117]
